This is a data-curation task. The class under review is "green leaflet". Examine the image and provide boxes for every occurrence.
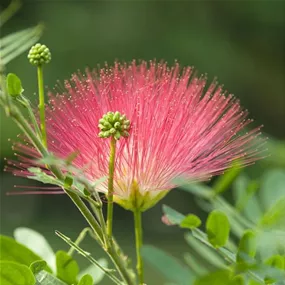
[194,270,231,285]
[0,261,35,285]
[6,73,23,97]
[180,214,202,230]
[236,230,257,265]
[78,274,93,285]
[14,227,55,272]
[206,210,230,248]
[56,251,79,285]
[0,235,49,269]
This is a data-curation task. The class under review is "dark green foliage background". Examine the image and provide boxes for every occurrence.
[1,1,285,284]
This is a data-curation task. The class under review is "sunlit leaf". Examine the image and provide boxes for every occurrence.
[56,250,79,285]
[14,227,55,272]
[0,235,44,267]
[0,261,35,285]
[237,230,257,264]
[229,275,245,285]
[259,197,285,229]
[6,73,23,97]
[180,214,201,230]
[78,274,93,285]
[206,210,230,248]
[264,255,284,284]
[194,269,231,285]
[213,162,242,195]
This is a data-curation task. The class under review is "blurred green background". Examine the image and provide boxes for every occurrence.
[1,0,285,284]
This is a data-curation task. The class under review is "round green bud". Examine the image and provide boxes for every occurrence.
[98,111,130,140]
[28,43,51,66]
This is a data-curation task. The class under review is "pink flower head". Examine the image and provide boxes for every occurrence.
[8,61,264,211]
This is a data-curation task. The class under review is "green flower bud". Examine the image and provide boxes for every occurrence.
[98,111,130,140]
[28,43,51,66]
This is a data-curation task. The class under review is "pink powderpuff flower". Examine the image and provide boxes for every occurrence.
[7,61,265,211]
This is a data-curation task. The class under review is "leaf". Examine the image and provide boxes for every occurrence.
[175,179,213,199]
[191,229,236,263]
[248,280,263,285]
[213,162,242,195]
[0,24,44,65]
[259,197,285,229]
[229,275,245,285]
[0,235,43,266]
[264,255,285,284]
[64,176,73,189]
[194,269,231,285]
[0,0,22,27]
[260,169,285,210]
[185,233,226,269]
[237,230,257,264]
[141,245,193,285]
[206,210,230,248]
[233,175,262,223]
[79,258,108,284]
[0,261,35,285]
[27,167,63,186]
[6,73,23,97]
[180,214,201,230]
[162,204,185,225]
[184,252,208,276]
[34,270,67,285]
[30,260,49,274]
[56,251,79,285]
[14,227,55,272]
[78,274,93,285]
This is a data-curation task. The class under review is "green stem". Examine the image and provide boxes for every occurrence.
[67,227,91,256]
[134,209,144,284]
[88,198,135,285]
[19,96,42,139]
[107,136,116,239]
[37,65,47,147]
[66,191,104,244]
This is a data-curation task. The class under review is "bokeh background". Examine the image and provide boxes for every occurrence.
[1,0,285,284]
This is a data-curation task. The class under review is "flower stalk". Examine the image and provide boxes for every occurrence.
[37,65,47,147]
[134,209,144,284]
[107,136,116,240]
[28,43,51,147]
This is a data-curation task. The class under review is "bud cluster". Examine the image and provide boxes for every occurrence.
[98,111,130,140]
[28,43,51,66]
